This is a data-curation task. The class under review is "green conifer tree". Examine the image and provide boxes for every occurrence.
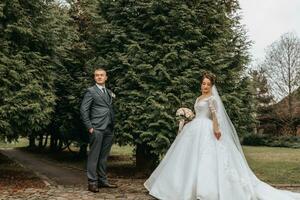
[83,0,253,168]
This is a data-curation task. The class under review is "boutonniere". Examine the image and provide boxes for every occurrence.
[111,92,116,98]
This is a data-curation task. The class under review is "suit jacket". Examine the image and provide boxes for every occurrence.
[80,85,115,131]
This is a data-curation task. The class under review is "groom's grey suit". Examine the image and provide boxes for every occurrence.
[80,84,115,185]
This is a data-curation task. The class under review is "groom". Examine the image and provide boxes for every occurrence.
[80,68,117,192]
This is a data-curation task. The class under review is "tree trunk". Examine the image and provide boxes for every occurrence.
[38,134,43,148]
[79,144,88,158]
[28,135,36,148]
[135,143,158,173]
[43,133,49,148]
[50,133,58,151]
[57,138,63,151]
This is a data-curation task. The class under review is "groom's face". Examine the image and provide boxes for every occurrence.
[94,69,108,85]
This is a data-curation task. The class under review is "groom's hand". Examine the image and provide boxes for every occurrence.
[214,131,221,140]
[89,128,94,135]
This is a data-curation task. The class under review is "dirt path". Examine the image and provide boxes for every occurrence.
[0,148,86,186]
[0,148,155,200]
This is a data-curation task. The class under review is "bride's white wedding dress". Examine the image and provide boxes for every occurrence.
[144,86,300,200]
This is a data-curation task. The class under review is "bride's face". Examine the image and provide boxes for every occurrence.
[201,78,212,94]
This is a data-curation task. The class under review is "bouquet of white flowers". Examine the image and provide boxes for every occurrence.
[176,107,195,134]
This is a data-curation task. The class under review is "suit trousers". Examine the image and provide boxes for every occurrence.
[87,127,114,185]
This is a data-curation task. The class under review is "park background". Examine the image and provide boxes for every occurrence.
[0,0,299,199]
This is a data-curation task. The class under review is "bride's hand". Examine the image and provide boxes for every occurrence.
[214,131,221,140]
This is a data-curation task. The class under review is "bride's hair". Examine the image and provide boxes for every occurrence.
[201,72,216,85]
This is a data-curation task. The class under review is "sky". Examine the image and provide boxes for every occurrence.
[238,0,300,64]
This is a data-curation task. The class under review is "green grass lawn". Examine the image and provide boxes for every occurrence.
[0,138,28,148]
[243,146,300,184]
[110,144,134,156]
[110,145,300,184]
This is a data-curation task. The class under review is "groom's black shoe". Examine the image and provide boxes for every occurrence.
[98,182,118,188]
[88,184,99,193]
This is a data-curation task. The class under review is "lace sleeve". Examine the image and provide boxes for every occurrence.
[208,97,221,133]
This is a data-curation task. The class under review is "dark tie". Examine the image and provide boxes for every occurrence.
[102,88,109,101]
[102,88,106,94]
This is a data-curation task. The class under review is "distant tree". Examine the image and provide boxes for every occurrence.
[249,67,274,134]
[262,32,300,117]
[260,32,300,135]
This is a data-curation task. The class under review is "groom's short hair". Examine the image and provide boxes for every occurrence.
[92,67,107,79]
[94,67,106,73]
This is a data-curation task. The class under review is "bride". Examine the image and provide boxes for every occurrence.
[144,73,300,200]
